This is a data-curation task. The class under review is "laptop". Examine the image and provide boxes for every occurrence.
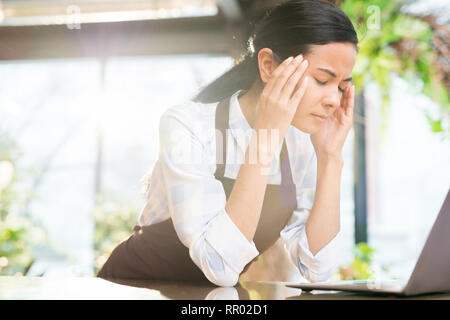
[287,187,450,296]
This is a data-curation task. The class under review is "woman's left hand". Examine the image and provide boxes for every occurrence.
[310,84,355,160]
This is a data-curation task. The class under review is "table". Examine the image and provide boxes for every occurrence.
[1,276,450,300]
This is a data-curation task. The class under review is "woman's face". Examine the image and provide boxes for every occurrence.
[290,42,357,134]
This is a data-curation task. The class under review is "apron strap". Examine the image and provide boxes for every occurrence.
[214,98,229,179]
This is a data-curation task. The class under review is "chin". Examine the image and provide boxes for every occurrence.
[291,120,320,135]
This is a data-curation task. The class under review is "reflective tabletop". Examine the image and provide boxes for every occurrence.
[1,276,450,300]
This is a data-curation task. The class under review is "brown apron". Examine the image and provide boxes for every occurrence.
[97,95,298,283]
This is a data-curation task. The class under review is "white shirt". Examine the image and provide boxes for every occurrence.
[138,89,341,286]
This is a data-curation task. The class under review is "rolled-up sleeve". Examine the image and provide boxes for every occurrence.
[158,107,259,287]
[280,208,341,282]
[280,151,341,283]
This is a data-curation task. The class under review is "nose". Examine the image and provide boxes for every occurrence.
[322,88,340,112]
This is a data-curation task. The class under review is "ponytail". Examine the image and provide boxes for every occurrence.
[192,52,259,103]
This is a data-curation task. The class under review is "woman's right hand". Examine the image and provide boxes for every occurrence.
[254,54,309,146]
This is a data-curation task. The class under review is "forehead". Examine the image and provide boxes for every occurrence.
[305,42,357,78]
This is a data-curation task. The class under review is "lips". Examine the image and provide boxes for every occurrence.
[312,114,327,120]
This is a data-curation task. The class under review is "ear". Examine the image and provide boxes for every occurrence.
[257,48,279,84]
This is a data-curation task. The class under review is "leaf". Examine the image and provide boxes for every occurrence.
[426,114,443,133]
[340,0,448,139]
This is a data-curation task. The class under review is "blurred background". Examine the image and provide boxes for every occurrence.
[0,0,449,284]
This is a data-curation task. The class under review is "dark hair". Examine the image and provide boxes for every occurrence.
[193,0,358,103]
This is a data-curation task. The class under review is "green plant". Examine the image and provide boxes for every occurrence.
[337,242,380,280]
[0,216,46,275]
[0,132,47,276]
[341,0,449,139]
[93,194,139,275]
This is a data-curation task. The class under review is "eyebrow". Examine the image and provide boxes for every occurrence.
[317,67,352,82]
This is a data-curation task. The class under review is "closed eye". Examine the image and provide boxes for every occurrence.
[315,78,345,93]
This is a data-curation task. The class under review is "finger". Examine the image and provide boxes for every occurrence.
[344,85,355,118]
[279,59,309,106]
[339,87,347,112]
[340,86,350,116]
[289,75,309,108]
[269,55,304,102]
[263,56,294,96]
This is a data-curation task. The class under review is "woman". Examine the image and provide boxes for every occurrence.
[97,0,358,287]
